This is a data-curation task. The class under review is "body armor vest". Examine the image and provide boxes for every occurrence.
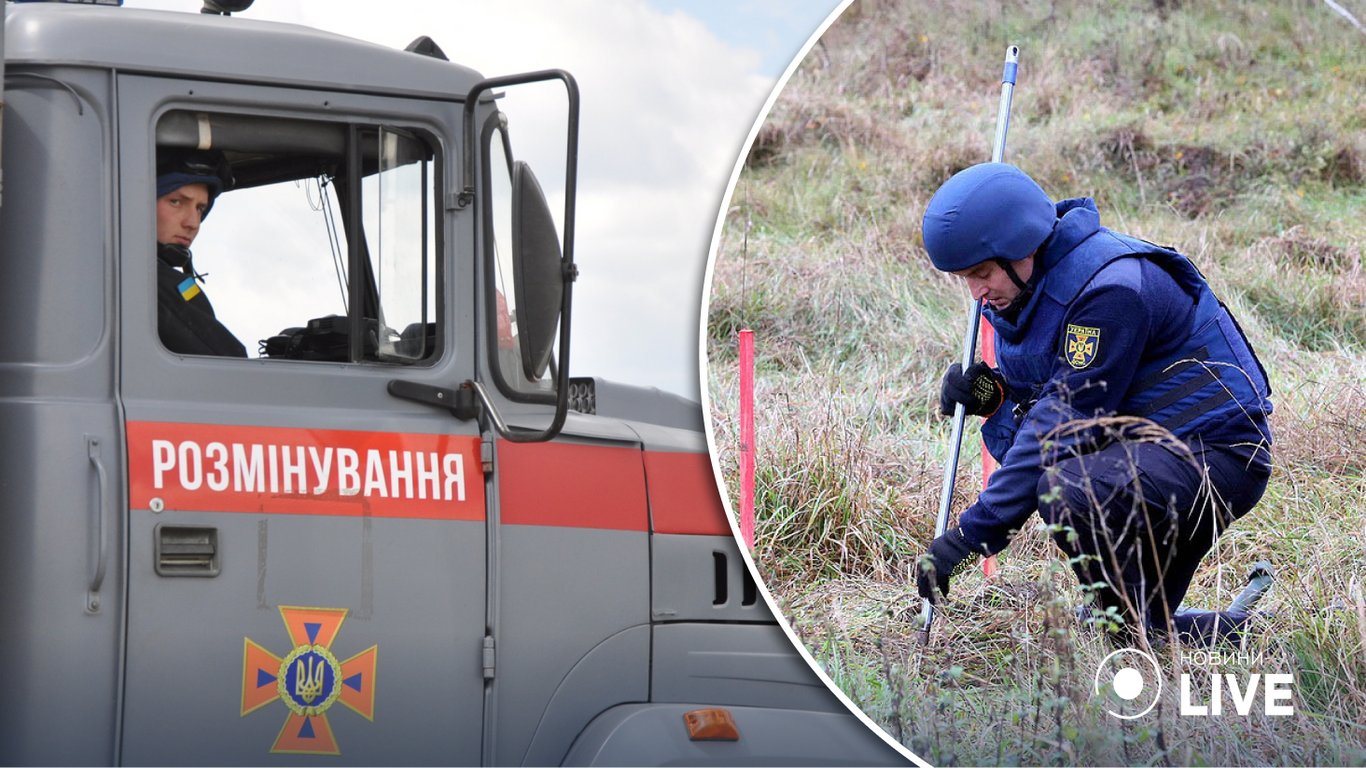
[988,228,1272,446]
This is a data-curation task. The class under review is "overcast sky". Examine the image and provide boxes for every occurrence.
[124,0,847,398]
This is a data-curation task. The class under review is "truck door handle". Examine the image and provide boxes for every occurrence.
[86,435,109,612]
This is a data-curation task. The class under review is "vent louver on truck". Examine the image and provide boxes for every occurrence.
[712,550,758,608]
[567,377,596,415]
[155,525,220,577]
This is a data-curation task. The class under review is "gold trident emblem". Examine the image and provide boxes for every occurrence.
[295,654,326,704]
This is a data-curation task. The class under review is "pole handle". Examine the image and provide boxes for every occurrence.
[923,44,1019,635]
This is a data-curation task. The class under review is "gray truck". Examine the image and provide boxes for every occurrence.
[0,1,905,765]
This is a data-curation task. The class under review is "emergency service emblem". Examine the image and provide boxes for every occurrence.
[1065,324,1101,369]
[241,606,377,755]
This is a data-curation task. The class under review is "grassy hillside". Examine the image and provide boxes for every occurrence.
[705,0,1366,764]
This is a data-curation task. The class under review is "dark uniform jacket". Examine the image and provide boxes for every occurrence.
[958,198,1273,555]
[156,245,247,358]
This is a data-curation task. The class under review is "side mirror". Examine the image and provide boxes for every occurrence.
[511,161,563,381]
[452,69,579,444]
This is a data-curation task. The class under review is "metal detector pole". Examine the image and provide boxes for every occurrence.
[920,45,1019,643]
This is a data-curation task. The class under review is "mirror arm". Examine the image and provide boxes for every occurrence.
[464,380,569,443]
[486,222,576,443]
[387,379,571,443]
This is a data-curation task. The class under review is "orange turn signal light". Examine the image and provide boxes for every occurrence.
[683,708,740,741]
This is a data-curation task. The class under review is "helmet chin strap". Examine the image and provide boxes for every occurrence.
[995,258,1030,292]
[993,257,1034,319]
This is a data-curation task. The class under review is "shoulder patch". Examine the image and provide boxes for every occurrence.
[1065,324,1100,369]
[178,276,202,302]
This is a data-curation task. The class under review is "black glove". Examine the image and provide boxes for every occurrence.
[916,527,978,604]
[939,361,1005,417]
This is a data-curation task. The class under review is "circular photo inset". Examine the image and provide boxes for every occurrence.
[702,1,1366,765]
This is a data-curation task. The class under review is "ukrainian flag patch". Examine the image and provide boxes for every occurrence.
[178,277,202,302]
[1065,324,1100,369]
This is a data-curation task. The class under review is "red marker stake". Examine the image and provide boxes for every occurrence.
[980,317,999,578]
[739,329,756,550]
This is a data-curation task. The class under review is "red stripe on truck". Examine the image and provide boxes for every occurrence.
[497,442,730,535]
[644,451,732,536]
[496,440,649,531]
[127,423,732,536]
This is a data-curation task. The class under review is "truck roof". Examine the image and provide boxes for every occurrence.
[4,3,483,100]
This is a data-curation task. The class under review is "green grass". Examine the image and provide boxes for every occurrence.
[706,0,1366,764]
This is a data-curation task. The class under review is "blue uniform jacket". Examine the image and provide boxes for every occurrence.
[957,198,1273,556]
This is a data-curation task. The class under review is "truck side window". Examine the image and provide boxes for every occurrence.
[364,128,437,362]
[484,121,554,398]
[155,111,439,364]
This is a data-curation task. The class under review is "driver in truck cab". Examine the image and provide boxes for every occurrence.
[155,149,247,358]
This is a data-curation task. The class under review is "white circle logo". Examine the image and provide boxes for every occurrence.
[1094,648,1162,719]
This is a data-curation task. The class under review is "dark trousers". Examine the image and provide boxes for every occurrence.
[1036,431,1271,646]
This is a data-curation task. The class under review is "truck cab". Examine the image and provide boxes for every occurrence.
[0,3,904,766]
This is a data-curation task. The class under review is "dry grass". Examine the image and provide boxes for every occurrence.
[705,0,1366,764]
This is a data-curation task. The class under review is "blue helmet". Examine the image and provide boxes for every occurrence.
[156,150,233,219]
[921,163,1056,272]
